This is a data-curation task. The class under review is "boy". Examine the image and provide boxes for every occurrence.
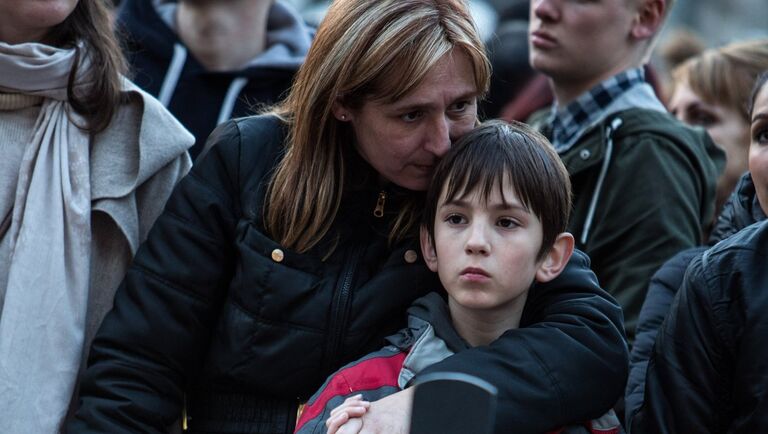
[526,0,723,340]
[295,120,620,434]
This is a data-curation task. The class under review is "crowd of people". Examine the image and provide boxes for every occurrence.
[0,0,765,433]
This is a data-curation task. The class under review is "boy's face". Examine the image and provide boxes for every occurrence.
[528,0,639,87]
[420,181,545,314]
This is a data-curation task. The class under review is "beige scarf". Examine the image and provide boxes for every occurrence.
[0,42,93,433]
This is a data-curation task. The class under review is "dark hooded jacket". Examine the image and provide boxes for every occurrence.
[68,115,628,434]
[117,0,313,159]
[530,105,723,341]
[625,173,766,426]
[630,219,768,433]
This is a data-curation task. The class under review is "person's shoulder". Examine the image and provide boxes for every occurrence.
[706,220,768,261]
[612,107,711,149]
[610,107,724,169]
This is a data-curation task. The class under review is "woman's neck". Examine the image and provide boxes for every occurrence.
[176,0,271,72]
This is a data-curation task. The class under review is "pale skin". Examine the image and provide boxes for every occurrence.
[176,0,272,71]
[749,83,768,215]
[528,0,666,105]
[326,181,574,434]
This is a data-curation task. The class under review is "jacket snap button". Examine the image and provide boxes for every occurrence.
[271,249,285,263]
[579,149,591,160]
[404,250,418,264]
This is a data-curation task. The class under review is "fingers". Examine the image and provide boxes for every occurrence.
[326,395,370,434]
[325,410,350,434]
[329,395,370,419]
[336,418,364,434]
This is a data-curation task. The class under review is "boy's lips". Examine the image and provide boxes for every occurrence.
[460,267,490,280]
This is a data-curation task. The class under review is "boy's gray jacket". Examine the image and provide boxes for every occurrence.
[531,106,724,340]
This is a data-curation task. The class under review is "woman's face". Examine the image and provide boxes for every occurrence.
[749,83,768,215]
[0,0,79,44]
[340,50,479,191]
[669,79,750,211]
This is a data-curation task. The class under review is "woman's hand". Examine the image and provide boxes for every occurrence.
[326,395,370,434]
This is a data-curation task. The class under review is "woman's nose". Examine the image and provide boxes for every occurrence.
[424,116,451,157]
[533,0,560,22]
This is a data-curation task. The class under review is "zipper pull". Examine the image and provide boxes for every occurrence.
[373,191,386,217]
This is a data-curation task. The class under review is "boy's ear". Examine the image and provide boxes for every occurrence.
[535,232,575,283]
[419,225,439,273]
[631,0,665,40]
[331,99,353,122]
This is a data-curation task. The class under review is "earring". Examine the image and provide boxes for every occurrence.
[340,114,347,121]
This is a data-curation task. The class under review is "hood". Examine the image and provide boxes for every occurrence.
[708,172,767,245]
[120,0,313,74]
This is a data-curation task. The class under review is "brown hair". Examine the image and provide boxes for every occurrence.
[423,120,572,261]
[749,71,768,120]
[265,0,491,254]
[45,0,128,133]
[673,39,768,121]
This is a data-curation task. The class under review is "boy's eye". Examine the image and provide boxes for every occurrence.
[497,217,519,229]
[445,214,466,225]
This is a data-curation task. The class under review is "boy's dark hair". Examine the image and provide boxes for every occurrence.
[423,119,572,261]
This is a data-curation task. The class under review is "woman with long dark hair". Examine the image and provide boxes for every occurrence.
[0,1,193,432]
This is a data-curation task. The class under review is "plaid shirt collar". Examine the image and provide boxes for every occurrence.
[548,68,645,152]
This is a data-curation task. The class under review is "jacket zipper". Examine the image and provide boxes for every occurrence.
[373,191,386,217]
[323,246,362,374]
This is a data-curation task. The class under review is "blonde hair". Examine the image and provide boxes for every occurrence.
[672,39,768,121]
[265,0,490,254]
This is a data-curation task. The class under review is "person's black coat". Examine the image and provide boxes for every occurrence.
[631,219,768,433]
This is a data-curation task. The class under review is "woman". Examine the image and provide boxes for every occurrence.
[69,1,627,433]
[668,39,768,217]
[0,0,193,432]
[631,72,768,433]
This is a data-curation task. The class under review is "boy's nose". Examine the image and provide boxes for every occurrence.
[464,224,491,255]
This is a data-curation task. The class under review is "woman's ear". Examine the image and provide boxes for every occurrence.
[535,232,575,283]
[332,99,353,122]
[631,0,665,40]
[419,225,439,273]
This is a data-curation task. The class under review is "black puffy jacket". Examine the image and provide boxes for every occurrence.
[631,219,768,433]
[708,173,767,244]
[69,115,628,434]
[625,173,767,426]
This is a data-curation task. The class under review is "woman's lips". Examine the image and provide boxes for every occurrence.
[530,30,558,49]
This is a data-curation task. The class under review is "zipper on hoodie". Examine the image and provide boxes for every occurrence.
[322,246,362,374]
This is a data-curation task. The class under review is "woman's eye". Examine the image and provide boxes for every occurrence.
[753,127,768,145]
[445,214,466,225]
[450,100,475,113]
[497,217,519,229]
[450,101,467,112]
[401,111,423,122]
[690,109,717,127]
